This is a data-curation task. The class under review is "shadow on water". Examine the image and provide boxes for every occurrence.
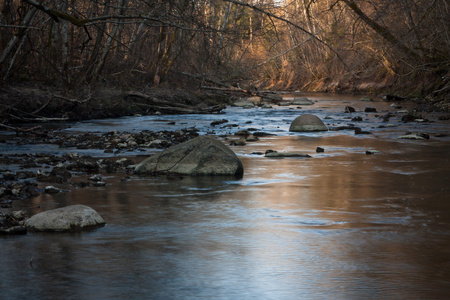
[1,93,450,299]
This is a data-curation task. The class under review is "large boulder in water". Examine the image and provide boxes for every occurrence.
[135,136,244,177]
[25,205,105,232]
[289,114,328,132]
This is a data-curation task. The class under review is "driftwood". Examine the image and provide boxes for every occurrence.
[125,92,226,114]
[0,123,44,135]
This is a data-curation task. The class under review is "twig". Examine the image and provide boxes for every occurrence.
[52,93,91,104]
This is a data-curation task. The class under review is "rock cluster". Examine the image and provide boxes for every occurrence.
[10,128,199,152]
[0,210,27,235]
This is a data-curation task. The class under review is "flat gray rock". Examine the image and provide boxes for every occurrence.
[265,152,311,158]
[25,205,105,232]
[292,97,314,105]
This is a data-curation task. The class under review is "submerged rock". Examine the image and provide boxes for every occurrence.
[44,186,62,194]
[25,205,105,232]
[265,151,311,158]
[135,136,244,177]
[289,114,328,132]
[398,132,430,140]
[344,106,356,113]
[360,96,374,101]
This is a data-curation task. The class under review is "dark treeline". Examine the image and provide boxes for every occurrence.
[0,0,449,98]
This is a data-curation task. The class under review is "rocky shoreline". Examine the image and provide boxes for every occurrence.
[0,127,201,234]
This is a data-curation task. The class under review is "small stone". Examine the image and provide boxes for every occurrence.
[3,172,16,181]
[253,131,276,137]
[235,130,250,136]
[405,132,429,139]
[251,152,264,155]
[211,119,228,126]
[246,135,259,142]
[89,174,102,182]
[12,211,26,221]
[355,128,371,134]
[344,106,355,113]
[366,150,380,155]
[352,116,363,121]
[364,107,377,113]
[230,140,246,146]
[402,113,422,122]
[116,158,134,167]
[397,132,429,140]
[44,186,61,194]
[93,181,106,187]
[316,147,325,153]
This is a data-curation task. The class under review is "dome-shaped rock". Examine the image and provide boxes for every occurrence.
[25,205,105,232]
[135,136,244,177]
[289,114,328,132]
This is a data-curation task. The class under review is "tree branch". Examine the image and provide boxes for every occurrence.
[222,0,350,70]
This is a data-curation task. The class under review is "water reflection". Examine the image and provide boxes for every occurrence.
[1,94,450,299]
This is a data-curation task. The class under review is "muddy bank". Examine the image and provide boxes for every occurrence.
[1,84,448,128]
[0,85,228,124]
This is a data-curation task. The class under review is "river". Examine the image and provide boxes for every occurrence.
[1,93,449,299]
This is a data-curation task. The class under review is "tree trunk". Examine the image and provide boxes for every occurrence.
[0,7,37,66]
[341,0,419,59]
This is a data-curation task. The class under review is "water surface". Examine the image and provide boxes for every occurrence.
[1,93,449,299]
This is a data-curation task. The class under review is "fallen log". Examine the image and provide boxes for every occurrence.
[125,92,194,109]
[126,92,226,114]
[0,123,44,135]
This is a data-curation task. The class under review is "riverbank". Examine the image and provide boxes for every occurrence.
[0,84,229,125]
[1,83,449,127]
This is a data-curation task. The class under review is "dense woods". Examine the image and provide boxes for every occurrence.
[0,0,449,97]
